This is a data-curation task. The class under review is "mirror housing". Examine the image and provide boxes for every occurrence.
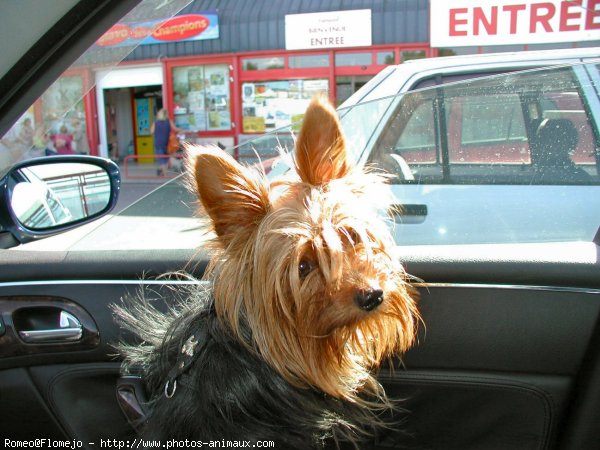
[0,156,120,247]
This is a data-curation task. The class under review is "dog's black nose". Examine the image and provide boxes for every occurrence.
[355,289,384,311]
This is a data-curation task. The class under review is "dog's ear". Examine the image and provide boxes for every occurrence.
[295,95,351,185]
[190,146,270,243]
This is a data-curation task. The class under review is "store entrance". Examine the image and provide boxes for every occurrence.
[95,64,164,160]
[102,85,163,163]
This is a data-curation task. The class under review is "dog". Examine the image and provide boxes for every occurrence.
[116,96,419,449]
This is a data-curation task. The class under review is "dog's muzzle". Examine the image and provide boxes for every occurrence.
[355,288,384,311]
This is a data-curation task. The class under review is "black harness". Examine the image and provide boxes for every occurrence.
[164,326,208,398]
[116,325,209,432]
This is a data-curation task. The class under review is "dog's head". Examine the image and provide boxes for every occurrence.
[188,96,418,401]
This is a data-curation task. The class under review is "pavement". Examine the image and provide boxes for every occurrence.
[113,158,184,213]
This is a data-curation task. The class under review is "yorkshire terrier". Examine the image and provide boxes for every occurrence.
[117,96,419,449]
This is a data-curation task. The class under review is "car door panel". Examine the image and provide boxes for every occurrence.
[0,281,175,445]
[1,243,599,449]
[0,367,67,440]
[29,363,131,444]
[378,284,600,449]
[380,371,565,449]
[390,185,600,245]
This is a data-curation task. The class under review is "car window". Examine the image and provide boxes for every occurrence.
[369,64,599,186]
[2,1,599,252]
[0,0,192,173]
[454,92,528,162]
[333,62,600,245]
[395,99,437,163]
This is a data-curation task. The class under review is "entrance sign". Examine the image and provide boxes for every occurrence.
[285,9,372,50]
[430,0,600,47]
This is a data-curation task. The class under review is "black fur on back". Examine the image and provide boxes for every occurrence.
[115,281,390,449]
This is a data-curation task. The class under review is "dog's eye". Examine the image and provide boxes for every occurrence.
[298,259,314,278]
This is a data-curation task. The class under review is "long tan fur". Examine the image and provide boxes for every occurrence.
[188,96,419,406]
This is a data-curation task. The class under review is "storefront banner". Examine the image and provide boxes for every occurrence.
[430,0,600,47]
[96,12,219,47]
[285,9,372,50]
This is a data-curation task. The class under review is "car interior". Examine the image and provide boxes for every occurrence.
[1,2,599,449]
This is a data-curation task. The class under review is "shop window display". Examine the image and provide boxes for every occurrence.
[171,64,231,132]
[241,79,328,133]
[437,47,479,57]
[336,76,371,105]
[0,75,88,168]
[482,45,525,54]
[41,75,86,134]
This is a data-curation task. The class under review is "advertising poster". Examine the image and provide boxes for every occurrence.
[96,12,220,48]
[172,64,231,132]
[242,79,328,133]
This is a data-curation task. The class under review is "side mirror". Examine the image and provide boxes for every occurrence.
[0,156,120,247]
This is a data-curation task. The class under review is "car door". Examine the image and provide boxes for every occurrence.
[2,194,600,450]
[363,63,600,246]
[1,1,600,448]
[344,62,600,449]
[3,66,600,450]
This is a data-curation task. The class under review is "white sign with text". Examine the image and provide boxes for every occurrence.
[430,0,600,47]
[285,9,372,50]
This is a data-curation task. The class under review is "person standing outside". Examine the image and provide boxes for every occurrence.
[18,118,35,151]
[151,108,184,176]
[26,125,50,159]
[51,125,74,155]
[70,117,89,155]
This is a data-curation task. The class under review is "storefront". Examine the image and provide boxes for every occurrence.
[16,0,597,164]
[87,1,433,160]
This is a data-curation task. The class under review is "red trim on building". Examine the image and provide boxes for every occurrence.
[85,85,99,156]
[79,43,431,155]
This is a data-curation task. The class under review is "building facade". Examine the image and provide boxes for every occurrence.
[24,0,600,162]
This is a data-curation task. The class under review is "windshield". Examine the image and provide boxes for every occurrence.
[2,0,600,249]
[0,0,193,172]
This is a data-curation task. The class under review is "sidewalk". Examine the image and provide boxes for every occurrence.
[114,157,184,212]
[117,155,184,184]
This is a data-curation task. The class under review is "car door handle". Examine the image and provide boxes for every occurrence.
[18,310,83,343]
